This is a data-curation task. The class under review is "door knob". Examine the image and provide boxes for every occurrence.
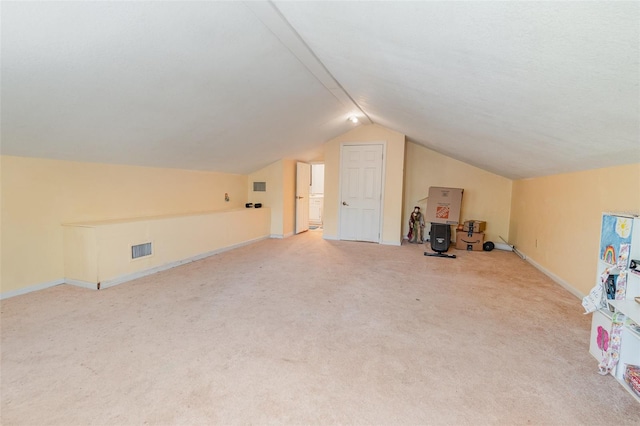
[342,201,349,206]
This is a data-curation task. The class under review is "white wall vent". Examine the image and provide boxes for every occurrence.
[253,181,266,192]
[131,242,152,259]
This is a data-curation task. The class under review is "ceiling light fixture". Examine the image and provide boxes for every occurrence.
[348,116,359,124]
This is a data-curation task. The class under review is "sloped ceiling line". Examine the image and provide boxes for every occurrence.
[275,1,640,179]
[0,1,360,174]
[243,0,372,125]
[2,2,638,178]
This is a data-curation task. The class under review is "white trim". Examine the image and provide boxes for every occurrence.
[323,234,339,241]
[381,240,401,246]
[295,161,311,235]
[65,279,98,290]
[0,278,64,300]
[270,232,294,239]
[522,253,586,300]
[378,143,387,244]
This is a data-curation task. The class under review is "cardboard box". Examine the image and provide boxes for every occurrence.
[463,220,486,233]
[456,231,484,251]
[425,187,464,225]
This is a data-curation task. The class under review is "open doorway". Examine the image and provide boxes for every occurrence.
[309,163,324,230]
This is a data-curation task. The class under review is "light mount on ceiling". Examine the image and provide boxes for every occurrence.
[348,115,359,124]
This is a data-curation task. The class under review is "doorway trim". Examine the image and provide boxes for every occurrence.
[295,161,310,234]
[337,141,387,243]
[308,161,325,229]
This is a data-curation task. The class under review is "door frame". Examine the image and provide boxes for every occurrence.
[295,161,310,234]
[337,141,387,243]
[309,161,325,227]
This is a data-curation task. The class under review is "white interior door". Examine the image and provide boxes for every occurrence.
[339,144,383,242]
[295,162,310,234]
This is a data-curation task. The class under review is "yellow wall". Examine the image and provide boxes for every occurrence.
[247,158,298,238]
[323,124,406,245]
[248,160,285,236]
[1,155,248,294]
[63,208,270,285]
[403,141,513,244]
[5,149,636,301]
[510,163,640,297]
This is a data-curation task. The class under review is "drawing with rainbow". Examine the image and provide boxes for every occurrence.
[603,245,616,264]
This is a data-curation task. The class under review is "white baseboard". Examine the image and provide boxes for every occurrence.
[97,235,271,290]
[3,236,270,297]
[322,235,338,241]
[270,232,294,239]
[522,253,585,300]
[65,279,98,290]
[0,278,65,300]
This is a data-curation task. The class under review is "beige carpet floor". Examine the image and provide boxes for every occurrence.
[1,230,639,425]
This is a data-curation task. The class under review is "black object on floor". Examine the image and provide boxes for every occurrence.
[424,223,456,259]
[483,241,495,251]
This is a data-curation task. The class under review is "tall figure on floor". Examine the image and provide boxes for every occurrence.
[408,206,425,243]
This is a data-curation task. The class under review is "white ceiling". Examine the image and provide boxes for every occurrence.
[2,1,638,179]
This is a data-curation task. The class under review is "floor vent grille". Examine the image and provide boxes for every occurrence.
[131,242,152,259]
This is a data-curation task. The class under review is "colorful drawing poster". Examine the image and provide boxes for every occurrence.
[600,215,634,267]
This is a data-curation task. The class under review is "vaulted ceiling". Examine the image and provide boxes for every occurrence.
[2,1,638,179]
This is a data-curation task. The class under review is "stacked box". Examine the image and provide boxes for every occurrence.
[425,187,464,225]
[463,220,486,233]
[456,231,484,251]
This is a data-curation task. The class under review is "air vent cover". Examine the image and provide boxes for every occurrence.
[253,182,266,192]
[131,242,152,259]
